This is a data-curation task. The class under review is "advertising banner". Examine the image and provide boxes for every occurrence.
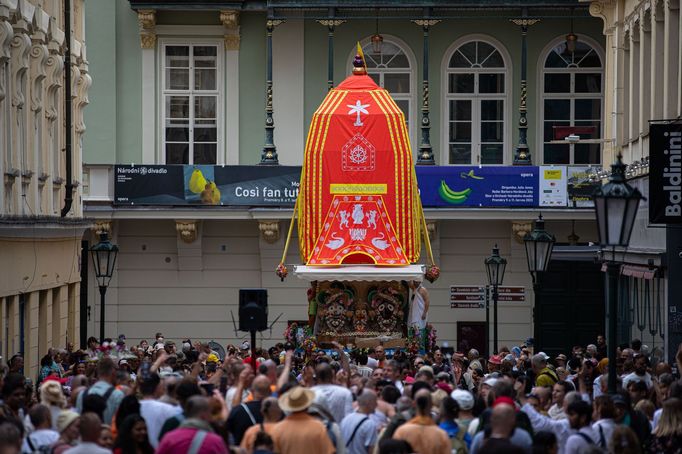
[115,165,300,206]
[114,164,594,209]
[567,166,598,208]
[650,123,682,224]
[539,166,567,207]
[415,166,538,207]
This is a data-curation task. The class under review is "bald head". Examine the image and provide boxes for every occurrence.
[414,389,432,416]
[252,375,272,399]
[79,412,102,442]
[185,395,211,420]
[491,403,516,436]
[357,389,378,414]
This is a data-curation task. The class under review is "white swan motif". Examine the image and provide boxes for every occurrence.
[325,232,345,250]
[371,232,390,250]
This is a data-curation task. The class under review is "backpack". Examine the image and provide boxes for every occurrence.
[450,427,468,454]
[26,435,55,454]
[324,419,338,448]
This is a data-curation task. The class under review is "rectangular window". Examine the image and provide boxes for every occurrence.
[162,43,220,165]
[447,72,505,165]
[543,72,602,165]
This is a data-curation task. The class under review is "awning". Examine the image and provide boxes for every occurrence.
[293,264,425,282]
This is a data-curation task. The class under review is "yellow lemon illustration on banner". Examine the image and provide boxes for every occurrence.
[188,168,207,194]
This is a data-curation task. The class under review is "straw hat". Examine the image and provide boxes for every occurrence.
[278,386,316,413]
[56,410,80,433]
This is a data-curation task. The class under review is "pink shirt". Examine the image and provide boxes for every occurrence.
[157,428,228,454]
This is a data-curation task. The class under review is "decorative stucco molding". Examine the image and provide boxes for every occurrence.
[74,48,91,141]
[10,19,31,109]
[94,220,111,236]
[589,1,618,35]
[258,220,280,244]
[137,9,156,49]
[29,25,48,113]
[0,8,13,103]
[175,220,198,244]
[512,221,532,244]
[224,34,240,51]
[220,10,240,50]
[45,25,63,123]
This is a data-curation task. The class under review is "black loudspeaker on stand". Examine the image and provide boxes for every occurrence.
[238,289,268,372]
[239,289,268,332]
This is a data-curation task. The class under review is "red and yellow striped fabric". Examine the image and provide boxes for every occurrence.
[298,74,422,264]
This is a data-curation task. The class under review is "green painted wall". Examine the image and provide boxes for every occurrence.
[115,0,144,164]
[83,0,117,164]
[239,13,267,164]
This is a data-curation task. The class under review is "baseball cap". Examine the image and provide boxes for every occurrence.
[451,389,474,410]
[555,354,567,362]
[538,352,550,360]
[206,353,219,363]
[482,377,498,387]
[611,394,628,406]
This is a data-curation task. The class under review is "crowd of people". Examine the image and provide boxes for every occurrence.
[0,331,680,454]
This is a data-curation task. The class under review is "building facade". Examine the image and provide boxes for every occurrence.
[81,0,667,357]
[0,0,90,377]
[588,0,681,362]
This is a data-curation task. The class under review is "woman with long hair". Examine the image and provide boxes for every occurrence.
[611,426,642,454]
[39,380,66,431]
[113,414,154,454]
[647,397,682,453]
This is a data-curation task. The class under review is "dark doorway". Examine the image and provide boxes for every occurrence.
[535,260,604,358]
[457,321,488,357]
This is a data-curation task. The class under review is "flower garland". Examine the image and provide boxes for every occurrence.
[283,322,313,349]
[406,324,438,354]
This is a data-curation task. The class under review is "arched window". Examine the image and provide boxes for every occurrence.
[540,38,604,164]
[444,38,510,165]
[351,38,416,145]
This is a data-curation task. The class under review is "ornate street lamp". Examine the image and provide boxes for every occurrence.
[371,15,383,54]
[90,232,119,343]
[565,15,578,54]
[593,153,643,394]
[524,214,555,287]
[485,245,507,354]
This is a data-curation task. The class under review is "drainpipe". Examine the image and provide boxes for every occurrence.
[60,0,73,217]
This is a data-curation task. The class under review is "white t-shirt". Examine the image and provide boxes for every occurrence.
[313,384,354,423]
[340,411,378,454]
[140,399,182,448]
[22,429,59,453]
[565,426,599,454]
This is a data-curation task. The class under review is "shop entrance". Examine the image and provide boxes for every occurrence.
[534,260,604,358]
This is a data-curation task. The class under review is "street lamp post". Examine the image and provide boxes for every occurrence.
[592,153,643,394]
[523,214,556,291]
[90,232,119,343]
[485,245,507,354]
